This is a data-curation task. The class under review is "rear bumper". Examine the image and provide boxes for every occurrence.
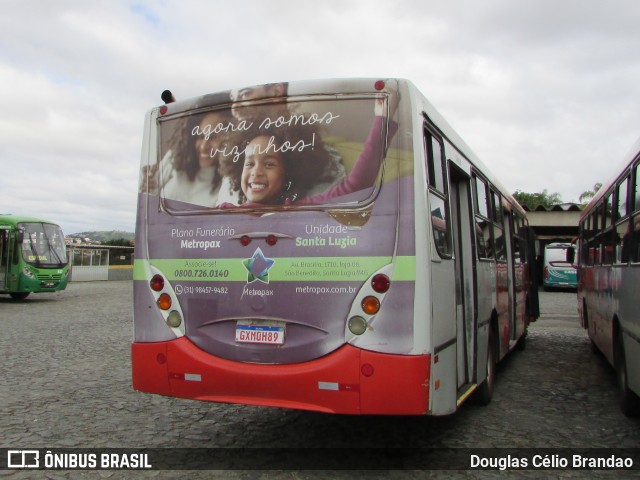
[132,338,430,415]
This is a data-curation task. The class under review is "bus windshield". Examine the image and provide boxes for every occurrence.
[20,222,68,267]
[157,96,391,212]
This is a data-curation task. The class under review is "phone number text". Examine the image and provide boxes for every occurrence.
[175,285,229,295]
[174,269,229,278]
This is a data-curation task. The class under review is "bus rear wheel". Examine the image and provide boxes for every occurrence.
[9,292,30,300]
[516,327,527,351]
[473,330,495,406]
[615,330,640,417]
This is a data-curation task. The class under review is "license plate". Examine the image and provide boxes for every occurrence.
[235,321,285,345]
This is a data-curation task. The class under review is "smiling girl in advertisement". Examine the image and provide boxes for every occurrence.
[218,94,399,208]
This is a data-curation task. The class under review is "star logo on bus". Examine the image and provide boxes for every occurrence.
[243,248,275,284]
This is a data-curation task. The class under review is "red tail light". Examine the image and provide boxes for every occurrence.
[150,274,164,292]
[371,274,390,293]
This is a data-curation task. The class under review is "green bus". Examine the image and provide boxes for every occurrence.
[0,215,69,300]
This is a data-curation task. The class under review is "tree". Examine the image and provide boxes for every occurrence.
[512,190,562,210]
[579,183,603,204]
[102,238,134,247]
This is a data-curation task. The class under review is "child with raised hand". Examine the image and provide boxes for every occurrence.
[219,93,399,208]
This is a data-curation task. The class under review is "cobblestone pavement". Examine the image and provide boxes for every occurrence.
[1,282,639,479]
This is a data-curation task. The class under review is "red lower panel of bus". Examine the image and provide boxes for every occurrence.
[132,338,430,415]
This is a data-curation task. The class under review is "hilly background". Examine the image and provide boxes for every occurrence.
[67,230,135,243]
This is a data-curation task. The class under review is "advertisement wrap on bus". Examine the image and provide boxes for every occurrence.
[132,78,538,415]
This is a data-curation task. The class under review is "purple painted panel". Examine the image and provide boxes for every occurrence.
[134,83,418,363]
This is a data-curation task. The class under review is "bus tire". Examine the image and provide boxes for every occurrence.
[10,292,30,300]
[615,330,640,417]
[473,329,495,406]
[582,301,589,331]
[584,304,600,354]
[516,327,527,351]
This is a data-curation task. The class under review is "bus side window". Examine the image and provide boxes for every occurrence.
[475,176,489,218]
[425,132,445,194]
[473,175,492,259]
[634,163,640,212]
[579,219,589,265]
[491,191,506,262]
[614,175,630,264]
[604,194,613,229]
[602,193,615,264]
[617,176,629,220]
[430,194,451,257]
[617,218,631,264]
[512,216,523,264]
[423,127,451,257]
[602,228,616,265]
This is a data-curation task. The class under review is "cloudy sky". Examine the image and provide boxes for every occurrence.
[1,0,639,234]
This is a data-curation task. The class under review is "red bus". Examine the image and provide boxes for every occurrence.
[575,135,640,416]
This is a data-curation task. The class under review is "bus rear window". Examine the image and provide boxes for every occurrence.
[545,245,571,267]
[155,96,395,213]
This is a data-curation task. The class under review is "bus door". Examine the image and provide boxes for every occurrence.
[449,163,476,389]
[502,210,518,347]
[0,227,9,291]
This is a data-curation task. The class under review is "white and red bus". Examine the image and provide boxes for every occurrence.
[575,136,640,416]
[132,78,538,415]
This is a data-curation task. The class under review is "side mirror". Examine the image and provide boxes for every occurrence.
[566,246,575,264]
[16,229,24,244]
[161,90,175,104]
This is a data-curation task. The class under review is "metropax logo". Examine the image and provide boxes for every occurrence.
[242,248,275,284]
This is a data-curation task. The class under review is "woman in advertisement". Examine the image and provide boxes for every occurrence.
[140,107,237,207]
